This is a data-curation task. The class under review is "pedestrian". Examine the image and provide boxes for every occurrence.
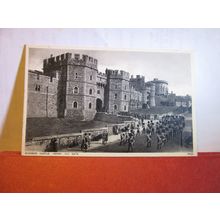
[146,130,152,148]
[127,132,135,152]
[45,138,58,152]
[120,133,125,145]
[81,133,89,152]
[102,130,108,145]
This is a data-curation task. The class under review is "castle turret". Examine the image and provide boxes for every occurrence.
[43,53,99,120]
[151,78,168,96]
[105,69,130,114]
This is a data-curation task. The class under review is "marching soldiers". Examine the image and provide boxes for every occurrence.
[81,133,89,152]
[127,131,135,152]
[102,130,109,145]
[45,138,58,152]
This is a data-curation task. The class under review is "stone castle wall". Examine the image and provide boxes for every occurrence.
[27,53,186,121]
[65,64,97,120]
[27,71,58,118]
[106,69,130,113]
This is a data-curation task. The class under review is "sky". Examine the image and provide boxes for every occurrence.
[29,47,192,96]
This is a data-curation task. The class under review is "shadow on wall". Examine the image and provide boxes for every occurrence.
[0,46,26,152]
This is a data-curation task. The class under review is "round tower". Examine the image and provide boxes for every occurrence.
[145,82,156,107]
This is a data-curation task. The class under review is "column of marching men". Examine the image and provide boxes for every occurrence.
[119,114,186,152]
[44,114,186,152]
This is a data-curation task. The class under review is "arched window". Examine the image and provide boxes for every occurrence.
[73,101,78,109]
[73,87,79,94]
[89,103,92,109]
[90,75,93,80]
[114,93,117,99]
[124,105,127,111]
[75,73,78,79]
[124,94,127,100]
[35,84,40,91]
[89,89,92,95]
[114,105,117,110]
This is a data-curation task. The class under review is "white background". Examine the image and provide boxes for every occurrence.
[0,0,220,219]
[1,28,220,152]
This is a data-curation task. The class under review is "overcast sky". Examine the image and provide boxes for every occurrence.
[29,47,192,96]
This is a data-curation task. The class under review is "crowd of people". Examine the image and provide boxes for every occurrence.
[119,114,186,152]
[44,130,109,152]
[155,115,185,150]
[44,114,186,152]
[80,130,108,152]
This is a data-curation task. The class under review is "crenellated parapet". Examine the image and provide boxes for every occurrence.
[68,54,98,69]
[151,78,168,85]
[43,53,98,75]
[106,69,130,80]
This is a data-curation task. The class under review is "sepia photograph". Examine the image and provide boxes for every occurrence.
[22,46,196,156]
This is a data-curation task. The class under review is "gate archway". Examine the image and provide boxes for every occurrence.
[96,98,103,112]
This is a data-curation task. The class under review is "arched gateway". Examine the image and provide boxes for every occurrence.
[96,98,103,112]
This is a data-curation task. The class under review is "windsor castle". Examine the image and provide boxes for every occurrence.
[27,52,191,121]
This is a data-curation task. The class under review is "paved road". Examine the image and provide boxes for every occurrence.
[88,132,192,153]
[87,114,193,153]
[26,113,193,153]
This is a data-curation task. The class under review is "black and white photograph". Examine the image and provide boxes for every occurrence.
[23,46,196,156]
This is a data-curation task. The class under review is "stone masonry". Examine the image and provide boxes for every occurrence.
[27,52,191,121]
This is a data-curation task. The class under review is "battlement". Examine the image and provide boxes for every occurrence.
[130,74,145,80]
[43,53,98,71]
[152,78,168,85]
[28,69,58,82]
[106,68,130,80]
[43,53,71,66]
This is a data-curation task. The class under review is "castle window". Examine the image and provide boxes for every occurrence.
[89,89,93,95]
[114,93,117,99]
[124,95,127,100]
[89,103,92,109]
[50,76,53,82]
[124,105,127,111]
[97,90,100,94]
[90,75,92,80]
[73,101,78,109]
[35,84,40,91]
[114,105,117,110]
[75,73,78,79]
[73,87,79,94]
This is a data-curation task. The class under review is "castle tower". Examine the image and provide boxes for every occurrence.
[130,75,145,92]
[43,53,71,118]
[151,78,168,96]
[43,53,98,120]
[105,69,130,114]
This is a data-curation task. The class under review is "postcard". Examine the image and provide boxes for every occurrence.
[22,46,196,156]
